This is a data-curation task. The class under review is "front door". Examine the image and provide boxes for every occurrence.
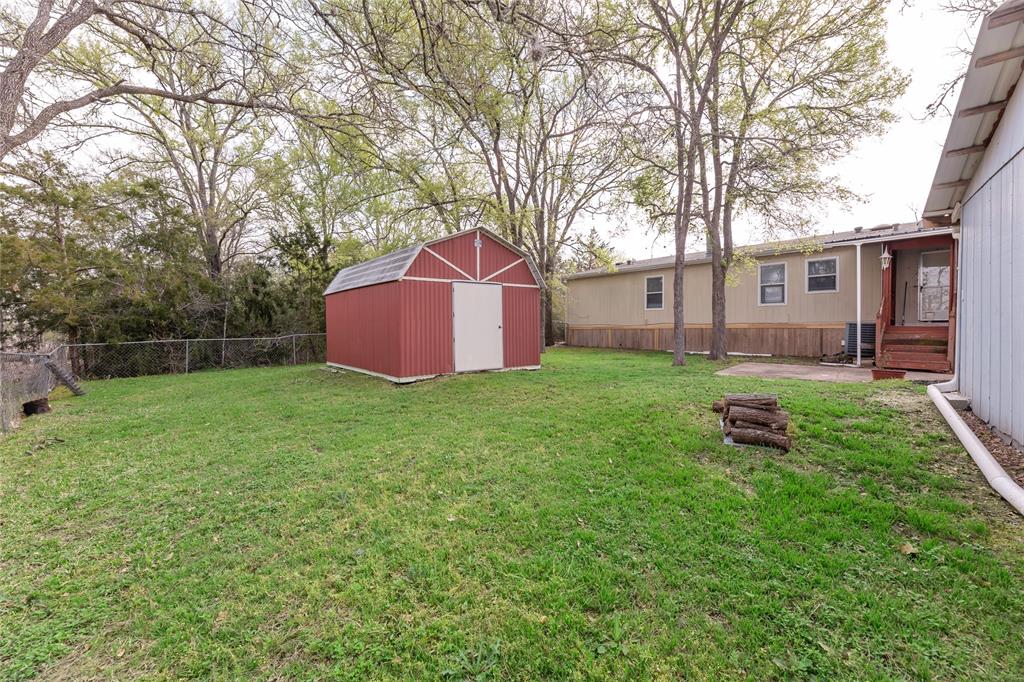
[452,282,504,372]
[919,250,950,322]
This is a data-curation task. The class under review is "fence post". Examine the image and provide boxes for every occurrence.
[0,353,9,433]
[185,339,190,374]
[292,335,297,365]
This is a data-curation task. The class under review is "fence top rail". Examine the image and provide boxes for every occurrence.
[50,333,326,350]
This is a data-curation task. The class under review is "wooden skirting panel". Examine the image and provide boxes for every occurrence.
[566,325,844,357]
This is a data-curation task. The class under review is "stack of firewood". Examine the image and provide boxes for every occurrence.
[712,393,791,451]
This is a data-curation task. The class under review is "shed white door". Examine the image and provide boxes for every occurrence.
[452,282,504,372]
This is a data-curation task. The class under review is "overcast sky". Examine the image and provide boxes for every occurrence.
[606,0,980,261]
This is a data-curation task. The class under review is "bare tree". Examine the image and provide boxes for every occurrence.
[595,0,746,365]
[297,0,638,344]
[48,2,288,278]
[692,0,906,359]
[923,0,997,117]
[0,0,283,161]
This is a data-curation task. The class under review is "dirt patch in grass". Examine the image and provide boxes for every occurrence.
[868,388,938,419]
[960,410,1024,489]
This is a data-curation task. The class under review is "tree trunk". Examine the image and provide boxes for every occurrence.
[543,250,556,346]
[543,288,555,347]
[204,231,223,279]
[672,111,689,366]
[672,239,686,365]
[710,259,727,359]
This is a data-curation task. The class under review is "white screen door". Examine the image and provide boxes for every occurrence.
[919,250,950,322]
[452,282,504,372]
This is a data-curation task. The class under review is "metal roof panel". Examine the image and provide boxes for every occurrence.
[323,244,422,295]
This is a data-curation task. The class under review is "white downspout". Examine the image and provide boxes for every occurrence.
[933,228,962,393]
[928,384,1024,515]
[926,228,1024,515]
[855,242,862,367]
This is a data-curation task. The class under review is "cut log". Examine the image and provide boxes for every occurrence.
[712,400,726,413]
[730,419,784,432]
[724,393,777,407]
[726,405,788,429]
[726,400,781,411]
[729,427,791,451]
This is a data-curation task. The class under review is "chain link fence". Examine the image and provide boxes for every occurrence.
[0,348,67,432]
[1,334,325,432]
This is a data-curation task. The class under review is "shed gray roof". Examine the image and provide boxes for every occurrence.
[323,244,421,295]
[923,0,1024,220]
[323,228,545,295]
[566,221,950,280]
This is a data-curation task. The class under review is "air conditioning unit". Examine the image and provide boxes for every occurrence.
[844,322,876,358]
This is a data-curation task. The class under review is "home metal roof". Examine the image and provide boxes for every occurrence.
[566,221,951,280]
[324,228,545,295]
[924,0,1024,220]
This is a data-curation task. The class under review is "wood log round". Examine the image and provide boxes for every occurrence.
[730,419,783,432]
[729,427,791,451]
[726,405,789,429]
[726,400,781,411]
[724,393,777,406]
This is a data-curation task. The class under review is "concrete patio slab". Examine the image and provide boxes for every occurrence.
[715,362,953,384]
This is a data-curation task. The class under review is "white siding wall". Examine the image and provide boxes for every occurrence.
[959,80,1024,446]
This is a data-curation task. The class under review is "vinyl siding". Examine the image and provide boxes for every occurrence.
[567,244,883,327]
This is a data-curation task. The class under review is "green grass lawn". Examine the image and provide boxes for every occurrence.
[2,348,1022,680]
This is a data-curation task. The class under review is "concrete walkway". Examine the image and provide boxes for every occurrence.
[715,362,953,384]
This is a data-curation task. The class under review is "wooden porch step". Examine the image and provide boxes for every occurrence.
[882,343,947,354]
[883,326,949,341]
[879,351,951,372]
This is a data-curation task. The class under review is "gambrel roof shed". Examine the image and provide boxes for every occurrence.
[325,231,544,295]
[324,229,543,382]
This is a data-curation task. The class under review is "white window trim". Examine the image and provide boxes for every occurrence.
[758,262,787,306]
[805,256,839,294]
[645,275,664,310]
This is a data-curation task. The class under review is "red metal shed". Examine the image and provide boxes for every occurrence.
[324,229,543,382]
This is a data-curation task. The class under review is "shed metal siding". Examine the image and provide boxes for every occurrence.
[479,232,524,278]
[427,231,480,279]
[503,286,542,368]
[404,250,466,280]
[958,78,1024,445]
[399,280,453,377]
[324,229,542,382]
[325,282,402,377]
[487,260,538,286]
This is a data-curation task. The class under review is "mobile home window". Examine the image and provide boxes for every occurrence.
[807,257,838,292]
[759,263,786,305]
[645,276,663,310]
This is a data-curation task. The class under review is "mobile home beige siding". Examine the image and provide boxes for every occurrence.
[567,244,884,356]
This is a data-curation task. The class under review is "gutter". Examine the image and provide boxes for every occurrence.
[925,232,1024,515]
[567,228,955,281]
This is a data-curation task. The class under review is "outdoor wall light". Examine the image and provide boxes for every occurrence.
[880,246,893,270]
